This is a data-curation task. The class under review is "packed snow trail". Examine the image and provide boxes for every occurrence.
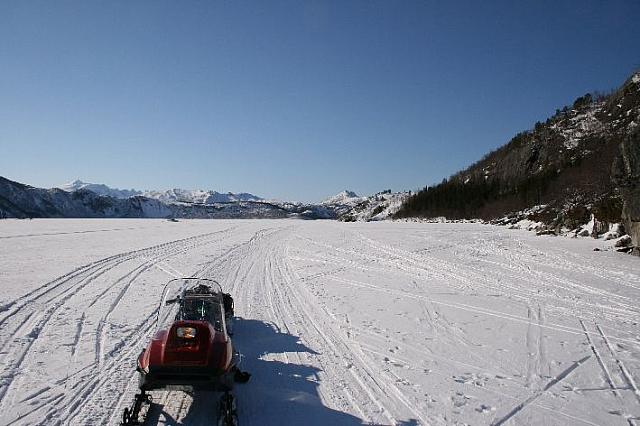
[0,219,639,425]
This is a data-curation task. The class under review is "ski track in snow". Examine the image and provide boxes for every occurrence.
[0,220,639,425]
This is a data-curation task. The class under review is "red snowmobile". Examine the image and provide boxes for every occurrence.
[121,278,250,426]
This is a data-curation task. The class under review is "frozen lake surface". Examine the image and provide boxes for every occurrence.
[0,219,639,425]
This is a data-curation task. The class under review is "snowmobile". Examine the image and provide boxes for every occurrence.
[121,278,250,426]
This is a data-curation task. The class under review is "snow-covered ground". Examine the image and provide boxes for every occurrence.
[0,219,639,426]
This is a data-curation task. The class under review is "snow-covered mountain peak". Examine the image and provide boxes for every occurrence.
[59,180,142,199]
[144,188,262,204]
[61,179,90,191]
[340,190,359,198]
[322,190,361,205]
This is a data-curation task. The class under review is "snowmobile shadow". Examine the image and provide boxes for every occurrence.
[233,317,320,357]
[231,317,367,426]
[144,318,398,425]
[143,402,179,426]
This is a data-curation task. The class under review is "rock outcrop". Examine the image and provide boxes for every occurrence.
[614,128,640,251]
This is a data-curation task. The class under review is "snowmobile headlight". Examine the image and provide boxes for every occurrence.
[176,327,197,339]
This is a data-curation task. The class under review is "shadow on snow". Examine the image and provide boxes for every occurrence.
[232,317,365,425]
[145,317,369,425]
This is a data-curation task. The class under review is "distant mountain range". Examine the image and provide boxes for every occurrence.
[60,180,262,204]
[0,177,408,221]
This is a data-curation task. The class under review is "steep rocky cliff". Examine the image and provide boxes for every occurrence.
[614,127,640,248]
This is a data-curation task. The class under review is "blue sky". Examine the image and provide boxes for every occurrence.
[1,1,639,202]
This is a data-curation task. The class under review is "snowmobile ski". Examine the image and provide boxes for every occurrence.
[218,391,239,426]
[121,391,151,426]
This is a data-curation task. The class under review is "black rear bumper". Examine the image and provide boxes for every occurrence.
[139,365,233,392]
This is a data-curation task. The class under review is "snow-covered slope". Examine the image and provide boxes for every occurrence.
[341,191,411,222]
[60,180,143,199]
[320,190,411,221]
[0,219,638,425]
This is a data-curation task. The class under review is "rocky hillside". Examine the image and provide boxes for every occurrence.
[396,70,640,244]
[0,177,171,218]
[329,190,411,222]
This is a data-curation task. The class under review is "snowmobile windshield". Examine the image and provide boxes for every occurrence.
[155,278,225,332]
[177,296,224,330]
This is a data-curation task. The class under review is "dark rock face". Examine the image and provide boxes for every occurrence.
[614,128,640,249]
